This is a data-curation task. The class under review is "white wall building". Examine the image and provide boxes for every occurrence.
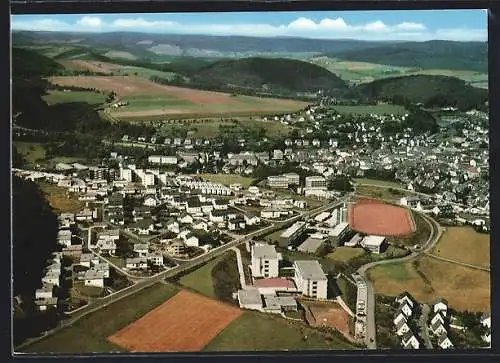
[293,260,328,299]
[251,243,280,278]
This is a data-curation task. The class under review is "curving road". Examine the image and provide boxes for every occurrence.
[356,211,443,349]
[15,196,349,352]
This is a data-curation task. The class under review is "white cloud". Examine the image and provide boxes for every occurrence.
[76,16,102,28]
[10,15,486,42]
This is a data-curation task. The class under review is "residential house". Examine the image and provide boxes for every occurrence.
[394,311,407,327]
[395,319,411,336]
[147,253,164,266]
[144,195,160,207]
[42,271,60,287]
[401,331,420,349]
[126,257,148,270]
[83,269,105,288]
[133,243,149,257]
[35,297,58,311]
[430,312,446,326]
[212,199,229,210]
[396,293,415,309]
[438,335,454,349]
[165,219,180,233]
[433,298,448,316]
[228,217,246,231]
[430,320,448,336]
[57,229,72,247]
[192,220,209,231]
[165,239,187,257]
[35,284,54,300]
[244,214,261,226]
[183,232,199,247]
[186,197,202,214]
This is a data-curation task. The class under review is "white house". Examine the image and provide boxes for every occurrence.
[192,220,209,231]
[293,260,328,299]
[57,229,72,247]
[244,214,261,226]
[398,302,413,317]
[133,243,149,257]
[126,257,148,270]
[395,320,411,336]
[438,335,454,349]
[83,270,105,288]
[35,284,54,299]
[430,321,447,336]
[42,271,60,287]
[147,253,164,266]
[165,219,180,233]
[144,195,159,207]
[179,214,194,225]
[92,263,110,278]
[184,233,199,247]
[35,297,58,311]
[251,243,280,278]
[396,293,415,309]
[401,331,420,349]
[430,312,446,326]
[433,298,448,316]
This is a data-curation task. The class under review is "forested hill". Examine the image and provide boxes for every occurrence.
[353,74,488,110]
[12,47,64,78]
[187,57,348,94]
[332,40,488,73]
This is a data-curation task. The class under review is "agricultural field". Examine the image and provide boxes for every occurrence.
[430,227,490,268]
[13,142,46,166]
[203,310,356,351]
[42,90,106,106]
[367,255,490,313]
[199,173,255,186]
[108,290,243,352]
[355,184,415,201]
[332,104,407,116]
[326,247,366,262]
[22,283,179,353]
[37,181,85,214]
[47,76,308,119]
[309,57,488,88]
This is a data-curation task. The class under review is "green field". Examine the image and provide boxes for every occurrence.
[203,310,356,351]
[309,57,488,88]
[332,104,407,116]
[42,91,106,106]
[353,178,404,188]
[13,142,46,165]
[21,283,179,353]
[119,94,194,112]
[199,173,255,186]
[179,255,226,299]
[108,65,176,80]
[327,247,366,262]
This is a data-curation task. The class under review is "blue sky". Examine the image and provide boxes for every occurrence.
[11,10,488,41]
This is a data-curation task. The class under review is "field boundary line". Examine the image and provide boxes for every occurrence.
[423,252,491,272]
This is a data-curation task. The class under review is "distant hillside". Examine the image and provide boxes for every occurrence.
[12,47,64,78]
[187,57,348,95]
[354,75,488,110]
[333,41,488,72]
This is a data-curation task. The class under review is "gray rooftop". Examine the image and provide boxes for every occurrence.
[297,237,325,254]
[263,295,297,310]
[252,244,278,260]
[294,260,327,281]
[238,288,263,306]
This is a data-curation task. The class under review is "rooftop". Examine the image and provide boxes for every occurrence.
[362,235,386,247]
[294,260,327,281]
[252,244,279,260]
[253,278,295,289]
[238,288,263,306]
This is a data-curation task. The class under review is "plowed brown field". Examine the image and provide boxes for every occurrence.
[107,290,243,352]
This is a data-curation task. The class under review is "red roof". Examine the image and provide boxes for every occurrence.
[253,278,295,289]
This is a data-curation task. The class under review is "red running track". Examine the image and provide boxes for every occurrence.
[348,202,415,236]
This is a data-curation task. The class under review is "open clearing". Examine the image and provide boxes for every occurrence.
[47,76,308,118]
[367,255,490,312]
[303,301,352,340]
[108,290,243,352]
[179,255,225,298]
[37,181,85,214]
[430,227,490,268]
[326,247,366,262]
[13,142,46,165]
[22,283,179,353]
[42,90,106,106]
[199,173,255,186]
[203,310,356,351]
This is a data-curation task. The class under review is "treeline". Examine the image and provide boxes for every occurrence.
[13,176,61,345]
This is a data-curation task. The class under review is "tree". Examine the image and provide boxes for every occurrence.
[328,175,354,191]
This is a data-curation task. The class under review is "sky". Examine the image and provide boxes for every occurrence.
[10,10,488,42]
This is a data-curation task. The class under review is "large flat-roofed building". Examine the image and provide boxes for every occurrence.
[305,176,327,190]
[361,235,387,254]
[283,173,300,186]
[251,243,280,278]
[279,221,306,247]
[293,260,328,299]
[267,173,300,189]
[329,222,350,246]
[297,236,325,254]
[237,288,263,311]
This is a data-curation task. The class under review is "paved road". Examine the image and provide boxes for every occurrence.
[418,304,433,349]
[231,247,247,290]
[356,211,443,349]
[423,252,490,272]
[16,197,347,352]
